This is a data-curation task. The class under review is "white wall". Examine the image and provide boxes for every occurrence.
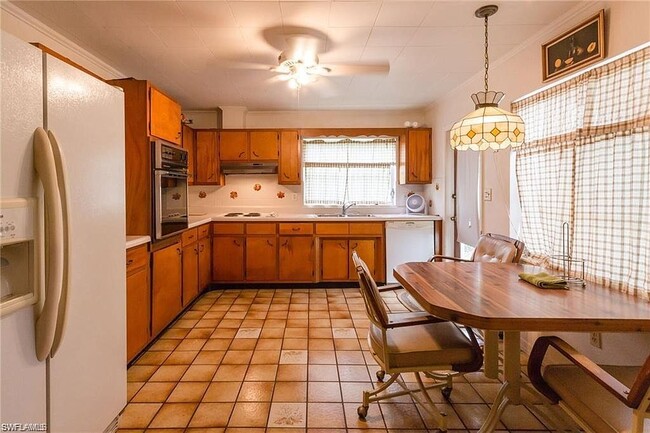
[427,0,650,363]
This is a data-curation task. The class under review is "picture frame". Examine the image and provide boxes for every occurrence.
[542,9,605,82]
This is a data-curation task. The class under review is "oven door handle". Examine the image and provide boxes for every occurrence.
[155,170,188,179]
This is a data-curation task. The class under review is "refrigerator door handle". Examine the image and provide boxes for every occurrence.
[33,128,65,361]
[47,130,70,357]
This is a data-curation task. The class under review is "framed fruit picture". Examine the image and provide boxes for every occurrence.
[542,9,605,82]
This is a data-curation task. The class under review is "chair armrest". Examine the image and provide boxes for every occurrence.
[385,315,445,329]
[428,255,472,263]
[377,283,403,293]
[528,336,636,407]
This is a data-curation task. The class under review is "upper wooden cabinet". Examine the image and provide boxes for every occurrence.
[195,130,223,185]
[182,125,195,185]
[150,87,182,144]
[400,128,432,184]
[279,130,301,185]
[219,130,279,161]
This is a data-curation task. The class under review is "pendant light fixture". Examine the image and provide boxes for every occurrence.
[449,5,525,151]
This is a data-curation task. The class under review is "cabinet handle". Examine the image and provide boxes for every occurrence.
[339,242,346,249]
[283,172,290,179]
[238,151,246,158]
[199,244,204,252]
[126,259,134,266]
[281,240,289,247]
[291,227,300,232]
[177,248,182,255]
[266,240,273,247]
[351,243,358,249]
[252,151,260,157]
[208,173,214,179]
[234,240,241,247]
[194,247,199,254]
[411,171,418,179]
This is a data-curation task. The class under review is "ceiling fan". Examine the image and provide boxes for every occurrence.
[266,33,390,89]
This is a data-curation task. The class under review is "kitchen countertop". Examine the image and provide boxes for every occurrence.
[190,213,442,224]
[126,235,150,249]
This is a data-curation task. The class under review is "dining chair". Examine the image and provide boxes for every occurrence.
[528,336,650,433]
[394,232,526,312]
[352,251,483,431]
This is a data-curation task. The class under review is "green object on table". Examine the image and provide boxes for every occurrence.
[519,272,568,289]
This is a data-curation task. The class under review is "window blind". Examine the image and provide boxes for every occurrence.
[512,46,650,299]
[302,137,397,206]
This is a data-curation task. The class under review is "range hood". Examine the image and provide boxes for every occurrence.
[221,161,278,174]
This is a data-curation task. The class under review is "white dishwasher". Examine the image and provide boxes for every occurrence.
[385,220,435,283]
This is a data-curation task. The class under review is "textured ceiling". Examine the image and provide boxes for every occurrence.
[13,1,580,110]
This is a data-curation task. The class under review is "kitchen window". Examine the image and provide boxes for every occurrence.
[512,45,650,299]
[302,137,397,206]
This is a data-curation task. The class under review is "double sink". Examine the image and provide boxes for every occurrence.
[315,213,375,218]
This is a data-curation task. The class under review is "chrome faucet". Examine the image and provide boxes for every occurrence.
[341,202,356,216]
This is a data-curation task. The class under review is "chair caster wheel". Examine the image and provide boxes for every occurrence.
[376,370,386,382]
[357,405,368,419]
[441,386,452,400]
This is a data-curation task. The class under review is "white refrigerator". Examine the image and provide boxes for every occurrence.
[0,31,127,432]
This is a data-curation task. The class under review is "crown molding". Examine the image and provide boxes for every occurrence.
[1,1,124,79]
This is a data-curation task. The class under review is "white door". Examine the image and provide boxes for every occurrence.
[44,54,126,433]
[0,32,47,425]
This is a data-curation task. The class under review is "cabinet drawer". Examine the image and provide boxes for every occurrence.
[315,223,349,235]
[182,228,198,246]
[350,222,384,236]
[126,244,148,275]
[279,223,313,235]
[198,224,210,239]
[213,223,245,234]
[246,223,277,235]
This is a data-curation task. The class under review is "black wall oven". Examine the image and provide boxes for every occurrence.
[152,139,189,240]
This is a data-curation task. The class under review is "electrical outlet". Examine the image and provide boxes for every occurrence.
[590,332,602,349]
[292,193,298,201]
[483,188,493,201]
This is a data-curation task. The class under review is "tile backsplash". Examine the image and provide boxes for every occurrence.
[188,175,426,215]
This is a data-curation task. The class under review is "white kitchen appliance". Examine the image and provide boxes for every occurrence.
[0,31,126,432]
[385,220,435,283]
[405,193,426,214]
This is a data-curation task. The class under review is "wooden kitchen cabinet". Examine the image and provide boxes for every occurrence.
[279,236,314,281]
[182,242,199,307]
[182,125,195,185]
[400,128,432,184]
[152,242,183,336]
[126,244,150,362]
[219,131,248,161]
[249,131,279,160]
[195,130,223,185]
[150,87,182,145]
[279,130,301,185]
[246,236,277,281]
[198,237,211,291]
[349,239,378,279]
[212,236,245,281]
[321,239,350,280]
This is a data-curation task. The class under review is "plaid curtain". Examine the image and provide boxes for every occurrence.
[302,137,397,206]
[512,47,650,299]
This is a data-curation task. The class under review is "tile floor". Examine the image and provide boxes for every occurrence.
[119,287,561,433]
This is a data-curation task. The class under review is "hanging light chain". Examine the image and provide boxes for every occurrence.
[484,14,489,93]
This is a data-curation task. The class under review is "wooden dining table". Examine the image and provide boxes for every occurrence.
[393,261,650,432]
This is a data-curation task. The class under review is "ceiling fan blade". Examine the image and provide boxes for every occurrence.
[324,62,390,76]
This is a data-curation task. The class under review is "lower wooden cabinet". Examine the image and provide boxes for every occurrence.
[152,242,182,336]
[349,239,378,279]
[182,242,199,306]
[126,244,150,362]
[279,236,314,281]
[246,236,277,281]
[198,237,211,290]
[321,239,350,280]
[213,236,245,281]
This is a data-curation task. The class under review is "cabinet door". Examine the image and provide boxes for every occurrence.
[349,239,377,280]
[407,129,432,183]
[213,236,245,281]
[126,268,150,361]
[198,238,211,291]
[279,130,301,185]
[182,125,195,185]
[150,87,182,144]
[321,239,349,280]
[196,130,222,185]
[246,236,277,281]
[152,244,182,336]
[182,243,199,306]
[279,236,314,281]
[219,131,248,160]
[249,131,279,160]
